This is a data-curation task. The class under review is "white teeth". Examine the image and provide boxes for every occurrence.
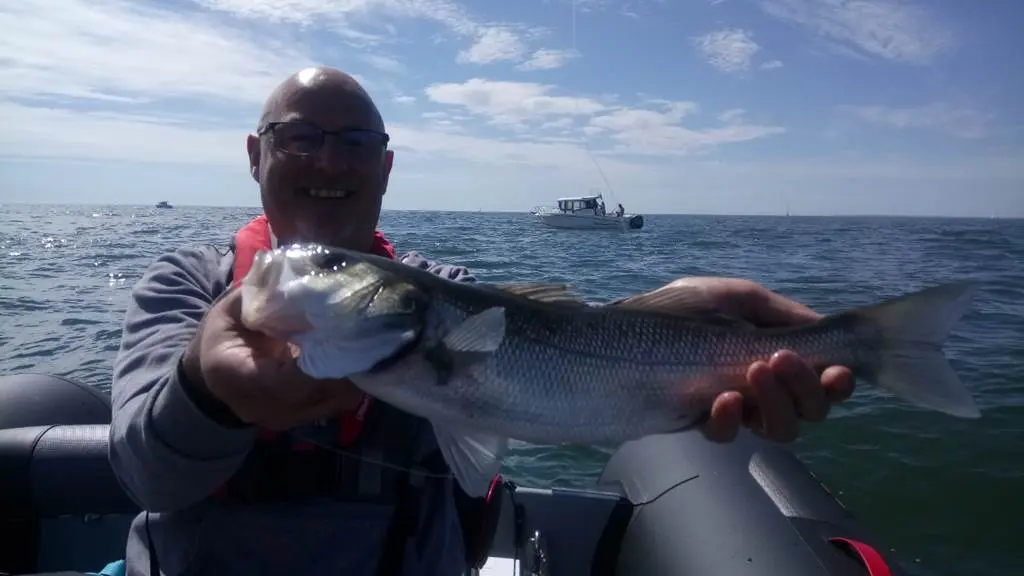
[307,189,350,198]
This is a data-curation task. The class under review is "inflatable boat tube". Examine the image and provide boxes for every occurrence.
[0,373,903,575]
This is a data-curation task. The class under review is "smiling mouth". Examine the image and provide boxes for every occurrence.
[299,187,353,199]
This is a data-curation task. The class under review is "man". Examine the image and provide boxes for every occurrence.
[108,66,853,575]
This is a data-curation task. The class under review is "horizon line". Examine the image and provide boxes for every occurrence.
[0,201,1016,220]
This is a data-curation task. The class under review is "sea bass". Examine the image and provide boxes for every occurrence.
[239,243,982,497]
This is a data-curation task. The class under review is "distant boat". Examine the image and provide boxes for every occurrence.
[531,193,643,230]
[155,201,172,209]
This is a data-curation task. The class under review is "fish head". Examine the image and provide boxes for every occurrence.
[240,244,324,339]
[241,243,432,379]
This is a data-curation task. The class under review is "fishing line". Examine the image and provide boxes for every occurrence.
[287,429,455,480]
[570,0,619,208]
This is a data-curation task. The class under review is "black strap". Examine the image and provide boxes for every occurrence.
[146,511,160,576]
[374,469,424,576]
[589,497,634,576]
[372,449,453,576]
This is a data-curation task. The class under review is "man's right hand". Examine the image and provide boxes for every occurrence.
[182,288,364,430]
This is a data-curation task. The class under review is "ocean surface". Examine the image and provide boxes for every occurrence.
[1,203,1022,575]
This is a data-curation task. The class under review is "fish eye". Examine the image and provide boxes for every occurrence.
[312,251,350,272]
[395,290,422,314]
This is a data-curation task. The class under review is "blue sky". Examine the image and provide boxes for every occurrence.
[0,0,1021,216]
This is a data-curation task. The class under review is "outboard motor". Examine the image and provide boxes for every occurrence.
[627,214,644,229]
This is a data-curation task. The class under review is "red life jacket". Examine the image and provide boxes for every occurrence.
[230,214,396,449]
[212,215,504,571]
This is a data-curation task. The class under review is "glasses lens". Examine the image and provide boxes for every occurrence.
[336,130,388,156]
[272,122,323,155]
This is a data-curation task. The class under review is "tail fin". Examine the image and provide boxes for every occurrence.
[853,282,981,419]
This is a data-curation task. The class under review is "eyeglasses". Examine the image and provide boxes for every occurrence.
[257,121,390,157]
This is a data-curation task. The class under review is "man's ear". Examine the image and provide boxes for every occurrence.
[381,149,394,195]
[246,134,261,183]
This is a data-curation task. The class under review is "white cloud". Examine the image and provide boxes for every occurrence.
[758,0,954,65]
[0,0,785,175]
[516,49,579,71]
[457,26,527,64]
[692,28,762,74]
[191,0,478,43]
[422,79,785,154]
[590,104,785,156]
[360,53,406,74]
[0,0,311,106]
[837,103,993,139]
[717,108,747,124]
[0,102,247,166]
[424,78,607,126]
[2,0,1013,219]
[760,59,784,70]
[193,0,565,70]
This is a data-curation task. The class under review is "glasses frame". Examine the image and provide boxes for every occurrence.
[257,121,391,157]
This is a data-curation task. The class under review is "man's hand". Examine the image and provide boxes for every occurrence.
[183,288,363,431]
[636,277,855,444]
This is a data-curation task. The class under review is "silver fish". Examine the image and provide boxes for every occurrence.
[240,243,982,497]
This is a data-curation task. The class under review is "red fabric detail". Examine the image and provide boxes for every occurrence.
[485,474,501,504]
[230,213,399,447]
[231,214,272,289]
[829,537,893,576]
[213,215,397,500]
[231,214,396,287]
[337,393,374,446]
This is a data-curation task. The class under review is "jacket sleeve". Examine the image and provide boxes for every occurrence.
[108,246,257,513]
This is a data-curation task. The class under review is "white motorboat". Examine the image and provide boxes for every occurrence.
[532,194,644,230]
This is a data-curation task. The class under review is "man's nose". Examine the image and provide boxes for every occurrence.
[311,136,355,170]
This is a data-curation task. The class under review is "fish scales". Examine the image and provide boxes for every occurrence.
[399,288,867,445]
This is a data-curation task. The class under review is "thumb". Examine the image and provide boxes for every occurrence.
[216,288,299,363]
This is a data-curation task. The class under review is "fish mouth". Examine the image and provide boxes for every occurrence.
[297,187,355,199]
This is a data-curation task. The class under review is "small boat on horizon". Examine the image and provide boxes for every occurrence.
[155,201,172,209]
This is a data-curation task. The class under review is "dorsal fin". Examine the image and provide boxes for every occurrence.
[606,289,756,329]
[492,283,588,305]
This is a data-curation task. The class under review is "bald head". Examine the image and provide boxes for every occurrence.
[247,65,394,253]
[258,66,384,132]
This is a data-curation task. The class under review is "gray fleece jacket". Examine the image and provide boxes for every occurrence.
[108,245,473,576]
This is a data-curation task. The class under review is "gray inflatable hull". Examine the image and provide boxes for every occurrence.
[0,373,902,575]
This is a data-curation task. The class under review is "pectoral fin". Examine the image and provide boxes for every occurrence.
[443,306,506,353]
[432,423,508,498]
[427,307,506,386]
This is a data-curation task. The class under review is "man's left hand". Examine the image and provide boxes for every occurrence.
[631,277,855,444]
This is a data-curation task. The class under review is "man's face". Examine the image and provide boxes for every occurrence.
[247,82,393,251]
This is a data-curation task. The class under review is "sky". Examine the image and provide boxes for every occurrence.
[0,0,1021,217]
